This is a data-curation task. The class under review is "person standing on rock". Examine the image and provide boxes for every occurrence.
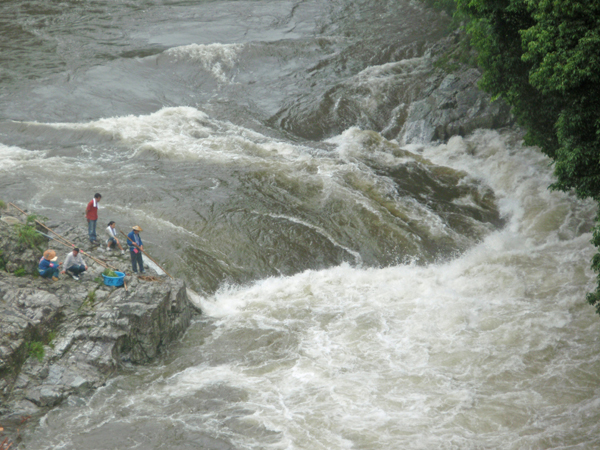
[127,225,145,274]
[85,193,102,244]
[38,249,62,281]
[106,221,125,254]
[61,247,88,281]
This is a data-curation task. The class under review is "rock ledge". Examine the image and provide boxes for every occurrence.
[0,209,196,437]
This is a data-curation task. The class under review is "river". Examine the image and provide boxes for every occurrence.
[1,0,600,448]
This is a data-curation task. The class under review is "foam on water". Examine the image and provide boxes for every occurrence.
[181,130,600,449]
[12,108,488,259]
[162,43,244,84]
[18,128,600,449]
[0,143,46,170]
[40,106,304,163]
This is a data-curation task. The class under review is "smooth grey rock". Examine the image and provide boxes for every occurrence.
[94,290,109,302]
[399,69,512,144]
[39,387,64,407]
[14,374,30,389]
[11,399,39,416]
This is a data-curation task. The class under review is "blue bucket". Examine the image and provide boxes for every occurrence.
[102,271,125,287]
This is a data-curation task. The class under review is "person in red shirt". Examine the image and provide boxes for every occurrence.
[85,193,102,244]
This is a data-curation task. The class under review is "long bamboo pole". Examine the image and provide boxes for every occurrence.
[9,203,74,249]
[8,202,120,272]
[120,230,173,279]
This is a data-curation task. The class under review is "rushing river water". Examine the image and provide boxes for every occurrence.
[2,0,600,449]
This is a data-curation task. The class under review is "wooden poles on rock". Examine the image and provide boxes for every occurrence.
[7,202,172,280]
[8,202,120,272]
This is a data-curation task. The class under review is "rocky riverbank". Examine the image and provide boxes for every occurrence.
[0,206,199,444]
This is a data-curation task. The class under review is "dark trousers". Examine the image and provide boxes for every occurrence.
[130,250,144,273]
[66,264,86,276]
[39,267,59,278]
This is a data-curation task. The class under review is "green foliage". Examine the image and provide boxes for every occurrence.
[80,289,98,310]
[25,214,47,225]
[77,287,99,311]
[102,268,118,278]
[14,222,46,250]
[45,331,56,349]
[14,267,26,277]
[457,0,561,154]
[0,199,6,210]
[94,276,103,284]
[26,341,45,362]
[0,250,5,271]
[457,0,600,314]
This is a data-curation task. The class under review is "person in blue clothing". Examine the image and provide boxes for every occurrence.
[127,225,145,274]
[38,249,62,281]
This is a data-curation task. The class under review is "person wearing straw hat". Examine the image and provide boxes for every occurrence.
[127,225,145,274]
[38,249,62,281]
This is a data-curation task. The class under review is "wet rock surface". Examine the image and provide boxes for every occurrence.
[0,207,196,438]
[398,65,512,144]
[270,30,513,144]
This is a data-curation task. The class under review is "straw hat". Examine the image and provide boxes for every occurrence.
[43,249,56,261]
[132,225,143,231]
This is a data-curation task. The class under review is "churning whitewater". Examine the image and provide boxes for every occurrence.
[19,130,600,449]
[1,0,599,448]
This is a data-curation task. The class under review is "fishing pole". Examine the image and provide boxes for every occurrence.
[9,202,120,272]
[119,229,173,279]
[35,224,128,291]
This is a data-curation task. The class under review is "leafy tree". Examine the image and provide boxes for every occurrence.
[455,0,600,312]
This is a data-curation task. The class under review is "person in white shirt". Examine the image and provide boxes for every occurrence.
[106,221,125,255]
[61,248,87,281]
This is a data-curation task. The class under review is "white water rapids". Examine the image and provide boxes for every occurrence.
[3,0,599,447]
[22,129,600,449]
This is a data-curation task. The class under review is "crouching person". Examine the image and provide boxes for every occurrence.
[62,247,87,281]
[39,250,61,281]
[106,221,125,254]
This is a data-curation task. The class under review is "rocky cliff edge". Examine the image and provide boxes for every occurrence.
[0,206,198,441]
